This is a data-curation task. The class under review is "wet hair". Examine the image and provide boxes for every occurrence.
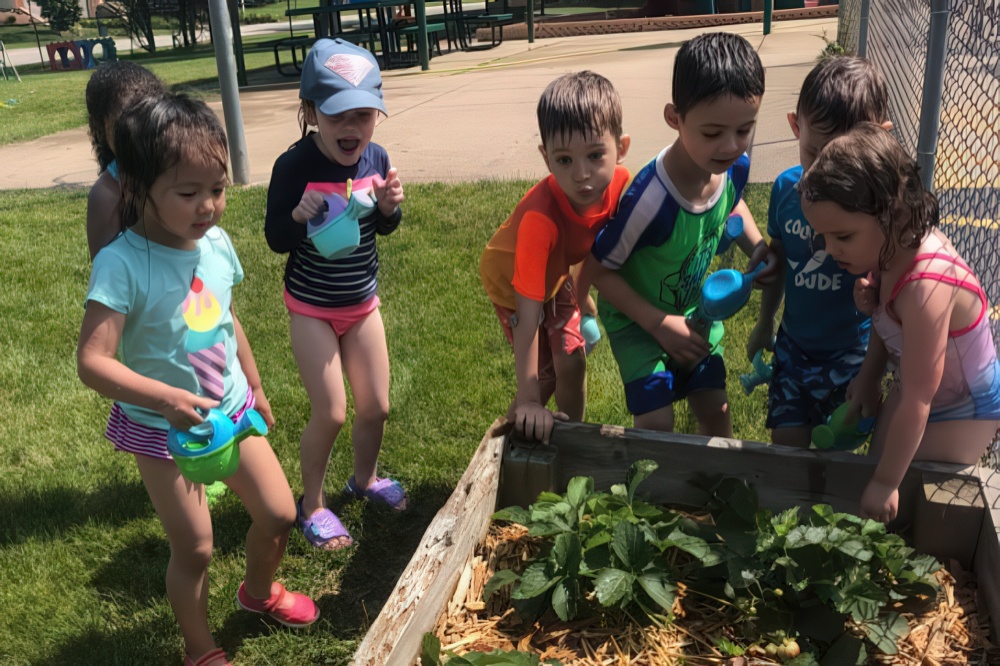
[536,70,624,148]
[85,61,166,172]
[798,123,938,270]
[672,32,764,117]
[115,92,229,230]
[797,56,889,134]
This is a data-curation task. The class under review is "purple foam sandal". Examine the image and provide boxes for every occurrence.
[344,476,407,511]
[296,498,353,550]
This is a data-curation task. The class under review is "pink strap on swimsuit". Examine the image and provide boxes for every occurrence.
[873,251,1000,421]
[883,252,986,336]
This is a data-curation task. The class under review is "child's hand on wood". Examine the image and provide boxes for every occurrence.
[655,315,711,369]
[513,401,566,444]
[372,167,404,217]
[292,190,327,224]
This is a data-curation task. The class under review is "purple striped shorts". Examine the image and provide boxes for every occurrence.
[105,386,256,461]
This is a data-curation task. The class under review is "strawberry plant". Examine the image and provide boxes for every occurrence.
[488,459,717,623]
[486,462,943,662]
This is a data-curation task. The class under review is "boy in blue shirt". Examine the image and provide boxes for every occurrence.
[747,56,892,447]
[591,32,774,436]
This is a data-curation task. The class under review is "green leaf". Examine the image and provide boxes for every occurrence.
[512,562,558,599]
[663,528,714,563]
[821,632,867,665]
[566,476,593,513]
[483,569,520,601]
[861,611,909,655]
[421,632,443,666]
[551,578,579,621]
[611,520,650,570]
[551,532,582,577]
[712,636,746,656]
[594,568,634,606]
[838,577,887,623]
[625,459,658,504]
[636,569,676,613]
[492,506,532,525]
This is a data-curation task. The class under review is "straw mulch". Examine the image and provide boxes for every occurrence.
[432,523,996,665]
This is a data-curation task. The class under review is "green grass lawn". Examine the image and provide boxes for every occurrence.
[0,180,773,665]
[0,43,286,147]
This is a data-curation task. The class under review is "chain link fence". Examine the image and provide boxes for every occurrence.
[838,0,999,343]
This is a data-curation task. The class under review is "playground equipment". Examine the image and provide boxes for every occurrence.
[167,408,268,483]
[45,38,116,71]
[307,181,376,260]
[811,402,876,451]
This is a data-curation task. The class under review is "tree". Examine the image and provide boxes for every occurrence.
[38,0,82,32]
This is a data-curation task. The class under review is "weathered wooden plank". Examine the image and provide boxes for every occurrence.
[500,421,978,531]
[351,419,506,666]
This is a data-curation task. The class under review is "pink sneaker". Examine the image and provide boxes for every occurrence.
[237,581,319,628]
[183,647,230,666]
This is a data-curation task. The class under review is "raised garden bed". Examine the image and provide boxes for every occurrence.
[352,420,1000,665]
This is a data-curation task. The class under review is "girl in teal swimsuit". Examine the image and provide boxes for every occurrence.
[799,123,1000,524]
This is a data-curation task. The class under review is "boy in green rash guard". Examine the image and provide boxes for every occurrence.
[589,32,776,436]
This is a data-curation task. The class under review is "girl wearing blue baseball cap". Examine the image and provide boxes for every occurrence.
[265,38,407,551]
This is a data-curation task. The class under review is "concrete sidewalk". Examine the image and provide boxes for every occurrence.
[0,17,835,190]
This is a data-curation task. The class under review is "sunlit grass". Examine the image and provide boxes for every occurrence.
[0,181,772,664]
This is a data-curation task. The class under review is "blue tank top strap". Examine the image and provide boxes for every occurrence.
[106,159,119,182]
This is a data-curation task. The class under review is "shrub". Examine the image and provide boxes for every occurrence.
[38,0,82,32]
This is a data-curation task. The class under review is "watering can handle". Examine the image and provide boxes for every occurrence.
[309,199,330,226]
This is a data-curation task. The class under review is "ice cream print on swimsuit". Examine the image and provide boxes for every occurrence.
[183,274,226,401]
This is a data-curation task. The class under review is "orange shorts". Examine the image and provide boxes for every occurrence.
[492,277,585,385]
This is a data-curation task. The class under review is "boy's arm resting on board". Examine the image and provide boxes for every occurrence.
[587,258,710,368]
[511,294,563,443]
[77,301,219,431]
[232,308,274,428]
[747,238,786,359]
[861,282,953,523]
[86,174,121,261]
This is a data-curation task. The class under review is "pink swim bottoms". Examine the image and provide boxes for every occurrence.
[283,290,381,337]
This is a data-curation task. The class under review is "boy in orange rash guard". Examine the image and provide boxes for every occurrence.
[480,71,630,443]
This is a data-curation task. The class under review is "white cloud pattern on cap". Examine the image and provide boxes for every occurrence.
[324,54,375,87]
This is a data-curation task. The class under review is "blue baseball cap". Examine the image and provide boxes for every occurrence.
[300,38,387,117]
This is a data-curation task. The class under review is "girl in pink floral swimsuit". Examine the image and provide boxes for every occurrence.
[798,123,1000,524]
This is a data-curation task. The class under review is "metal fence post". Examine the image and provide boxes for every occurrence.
[916,0,950,191]
[856,0,871,57]
[208,0,250,184]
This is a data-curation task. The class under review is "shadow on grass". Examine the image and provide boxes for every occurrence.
[315,483,455,634]
[0,478,151,548]
[48,610,183,666]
